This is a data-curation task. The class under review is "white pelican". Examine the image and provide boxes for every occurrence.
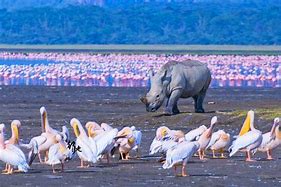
[101,123,113,131]
[258,117,280,160]
[197,116,218,160]
[115,127,136,160]
[131,126,142,158]
[3,120,22,172]
[156,126,185,141]
[70,118,96,168]
[46,134,72,173]
[229,110,262,161]
[21,107,61,164]
[86,122,118,163]
[0,124,29,174]
[85,121,103,138]
[149,136,178,156]
[163,141,200,177]
[185,125,207,142]
[207,130,231,158]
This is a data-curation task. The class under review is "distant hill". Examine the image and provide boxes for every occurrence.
[0,1,281,44]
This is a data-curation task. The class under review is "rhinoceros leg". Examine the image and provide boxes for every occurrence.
[165,89,182,115]
[193,90,206,113]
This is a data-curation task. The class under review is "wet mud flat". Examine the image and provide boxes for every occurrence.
[0,86,280,187]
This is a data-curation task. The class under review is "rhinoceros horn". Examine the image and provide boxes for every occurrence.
[140,97,148,104]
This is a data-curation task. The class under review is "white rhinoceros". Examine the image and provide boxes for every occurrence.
[140,60,211,115]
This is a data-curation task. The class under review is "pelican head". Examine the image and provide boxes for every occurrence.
[118,127,133,137]
[131,126,136,131]
[40,106,47,115]
[156,126,170,140]
[211,116,218,126]
[274,117,280,125]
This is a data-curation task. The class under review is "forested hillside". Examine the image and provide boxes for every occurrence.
[0,2,281,44]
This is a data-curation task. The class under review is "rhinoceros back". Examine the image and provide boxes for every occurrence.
[161,60,211,98]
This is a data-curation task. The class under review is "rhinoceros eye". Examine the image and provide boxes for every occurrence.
[156,94,160,98]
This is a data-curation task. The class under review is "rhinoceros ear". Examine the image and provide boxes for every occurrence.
[149,69,154,79]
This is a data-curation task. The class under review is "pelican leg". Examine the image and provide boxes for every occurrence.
[126,153,131,159]
[8,165,13,174]
[220,149,226,158]
[2,163,8,172]
[136,148,141,158]
[266,149,274,160]
[245,150,255,162]
[61,163,64,173]
[2,164,10,174]
[174,166,178,176]
[44,150,49,162]
[52,164,56,173]
[78,160,89,168]
[38,153,44,163]
[181,164,188,177]
[106,154,110,163]
[212,150,215,158]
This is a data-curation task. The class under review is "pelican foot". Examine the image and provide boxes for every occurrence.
[245,158,256,162]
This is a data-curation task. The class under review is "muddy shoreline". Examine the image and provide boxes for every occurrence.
[0,86,280,186]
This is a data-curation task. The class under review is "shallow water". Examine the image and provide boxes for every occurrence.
[0,58,280,88]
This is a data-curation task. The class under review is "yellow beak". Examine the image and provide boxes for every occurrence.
[73,123,80,138]
[239,112,251,136]
[12,125,19,143]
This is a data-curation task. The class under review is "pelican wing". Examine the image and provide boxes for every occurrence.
[206,130,224,149]
[132,130,142,150]
[185,125,207,142]
[258,132,273,151]
[161,139,178,153]
[163,141,199,169]
[149,138,162,155]
[94,128,118,157]
[229,131,261,157]
[101,123,113,131]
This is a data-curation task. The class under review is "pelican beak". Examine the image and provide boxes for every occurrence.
[87,125,95,137]
[161,129,167,138]
[238,111,251,136]
[41,111,47,132]
[72,122,80,138]
[128,137,135,144]
[12,124,19,143]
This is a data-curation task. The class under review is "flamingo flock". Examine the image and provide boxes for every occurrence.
[0,52,280,87]
[0,106,279,177]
